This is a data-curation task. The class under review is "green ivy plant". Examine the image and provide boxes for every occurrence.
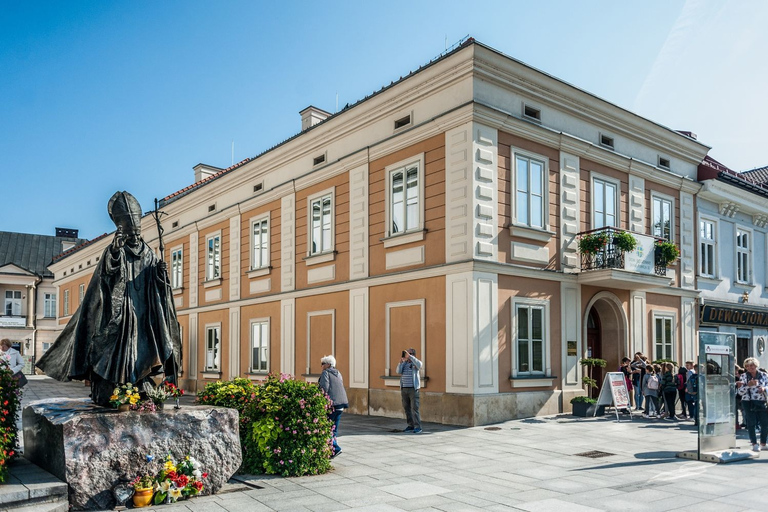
[612,231,638,252]
[655,240,680,266]
[578,232,609,255]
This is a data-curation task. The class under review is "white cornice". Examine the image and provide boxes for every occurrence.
[699,180,768,217]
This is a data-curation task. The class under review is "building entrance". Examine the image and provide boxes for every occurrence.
[587,309,603,394]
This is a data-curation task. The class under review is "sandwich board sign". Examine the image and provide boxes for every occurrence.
[595,372,633,421]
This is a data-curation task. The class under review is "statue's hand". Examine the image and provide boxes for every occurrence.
[111,233,125,253]
[158,260,168,274]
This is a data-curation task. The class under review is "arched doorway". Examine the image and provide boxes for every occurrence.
[583,292,629,395]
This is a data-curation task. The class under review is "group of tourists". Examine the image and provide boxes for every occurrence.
[619,353,699,423]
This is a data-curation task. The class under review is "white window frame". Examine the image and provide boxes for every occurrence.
[63,289,70,316]
[206,232,222,281]
[651,192,675,241]
[698,216,718,279]
[652,313,676,362]
[512,149,549,231]
[249,318,270,373]
[306,188,335,257]
[590,173,620,230]
[250,213,270,270]
[511,298,550,377]
[4,290,21,316]
[204,324,221,372]
[170,245,183,289]
[78,284,85,304]
[736,227,753,284]
[384,154,426,240]
[44,293,57,318]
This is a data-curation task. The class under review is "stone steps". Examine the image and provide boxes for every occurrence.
[0,458,68,512]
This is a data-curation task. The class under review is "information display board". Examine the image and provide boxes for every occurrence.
[699,332,737,453]
[595,372,632,421]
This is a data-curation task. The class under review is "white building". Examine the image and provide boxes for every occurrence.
[696,156,768,367]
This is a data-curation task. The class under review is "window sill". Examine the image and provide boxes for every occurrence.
[246,266,272,278]
[172,287,184,296]
[380,375,429,388]
[201,371,221,379]
[301,373,321,383]
[382,229,426,248]
[508,225,555,242]
[733,282,756,291]
[203,278,222,289]
[509,375,556,388]
[696,275,722,285]
[304,251,336,266]
[247,372,269,381]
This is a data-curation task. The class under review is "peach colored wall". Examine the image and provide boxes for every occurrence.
[197,220,230,305]
[240,301,282,375]
[58,272,94,322]
[369,276,446,393]
[295,175,350,288]
[295,291,349,380]
[240,199,282,297]
[498,131,561,270]
[498,276,562,393]
[176,313,189,379]
[369,135,446,276]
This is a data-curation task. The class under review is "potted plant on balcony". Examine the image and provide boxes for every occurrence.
[578,232,609,255]
[655,240,680,266]
[612,231,638,253]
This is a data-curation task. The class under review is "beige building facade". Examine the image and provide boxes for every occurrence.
[48,40,710,425]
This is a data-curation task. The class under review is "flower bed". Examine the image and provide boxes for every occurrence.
[0,363,21,483]
[197,374,334,477]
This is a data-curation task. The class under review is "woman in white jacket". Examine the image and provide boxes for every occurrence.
[1,338,25,374]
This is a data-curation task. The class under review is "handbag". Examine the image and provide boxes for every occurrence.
[12,371,28,388]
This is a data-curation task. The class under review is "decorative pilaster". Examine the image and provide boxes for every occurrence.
[560,152,580,271]
[281,194,296,292]
[348,164,369,280]
[229,216,241,301]
[189,233,198,308]
[679,191,695,289]
[228,307,240,380]
[280,298,295,375]
[444,123,474,263]
[628,175,645,233]
[348,287,369,388]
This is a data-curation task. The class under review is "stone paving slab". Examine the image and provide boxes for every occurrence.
[7,377,768,511]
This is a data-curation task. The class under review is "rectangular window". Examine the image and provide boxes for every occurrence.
[699,220,716,278]
[310,194,333,254]
[78,284,85,304]
[4,290,21,316]
[515,155,545,229]
[42,342,51,354]
[654,316,674,361]
[389,163,420,235]
[44,293,57,318]
[251,218,269,269]
[515,304,545,374]
[205,326,221,371]
[250,321,269,372]
[736,229,751,283]
[63,289,70,316]
[653,196,673,240]
[206,234,221,280]
[171,248,183,289]
[592,177,617,229]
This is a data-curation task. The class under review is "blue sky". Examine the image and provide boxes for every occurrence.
[2,0,766,240]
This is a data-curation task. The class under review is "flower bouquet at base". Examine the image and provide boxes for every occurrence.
[109,383,140,410]
[130,474,155,507]
[153,454,207,505]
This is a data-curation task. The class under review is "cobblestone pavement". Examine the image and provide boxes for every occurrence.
[13,377,768,511]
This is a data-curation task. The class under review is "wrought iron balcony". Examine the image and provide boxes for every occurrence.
[578,227,667,277]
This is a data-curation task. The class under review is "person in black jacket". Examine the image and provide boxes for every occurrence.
[661,363,678,421]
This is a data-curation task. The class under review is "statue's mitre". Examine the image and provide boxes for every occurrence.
[108,191,142,229]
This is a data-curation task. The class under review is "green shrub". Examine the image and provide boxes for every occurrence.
[0,365,21,483]
[578,232,608,254]
[612,231,638,252]
[197,378,259,472]
[242,374,333,476]
[570,396,597,405]
[655,240,680,266]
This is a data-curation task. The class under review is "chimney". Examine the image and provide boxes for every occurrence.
[193,163,222,183]
[55,227,79,238]
[299,106,331,131]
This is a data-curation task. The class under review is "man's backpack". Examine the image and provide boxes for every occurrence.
[647,375,660,391]
[686,373,698,395]
[676,374,686,391]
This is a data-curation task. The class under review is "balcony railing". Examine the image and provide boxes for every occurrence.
[578,227,667,276]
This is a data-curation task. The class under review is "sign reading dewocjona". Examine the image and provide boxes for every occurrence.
[700,304,768,328]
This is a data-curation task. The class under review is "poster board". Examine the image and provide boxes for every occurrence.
[595,372,632,421]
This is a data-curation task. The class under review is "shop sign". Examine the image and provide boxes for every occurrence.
[0,316,26,327]
[700,304,768,328]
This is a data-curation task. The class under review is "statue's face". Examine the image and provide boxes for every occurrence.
[121,226,142,248]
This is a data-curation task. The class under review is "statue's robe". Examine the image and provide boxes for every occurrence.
[37,242,180,400]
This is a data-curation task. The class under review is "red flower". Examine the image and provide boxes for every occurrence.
[193,480,203,491]
[202,472,208,478]
[166,470,177,480]
[175,474,189,487]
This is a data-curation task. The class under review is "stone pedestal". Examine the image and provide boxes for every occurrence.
[23,398,241,510]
